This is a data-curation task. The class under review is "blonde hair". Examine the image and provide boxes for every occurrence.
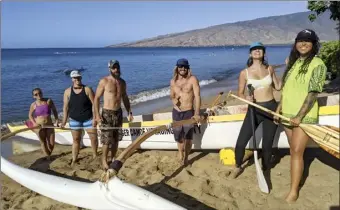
[172,66,192,81]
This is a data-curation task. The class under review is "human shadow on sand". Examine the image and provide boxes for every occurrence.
[142,152,215,210]
[271,147,340,189]
[29,152,92,183]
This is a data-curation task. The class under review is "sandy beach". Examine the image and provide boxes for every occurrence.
[1,91,339,210]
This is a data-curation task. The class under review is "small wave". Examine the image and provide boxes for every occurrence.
[1,80,216,126]
[53,52,77,55]
[129,79,216,105]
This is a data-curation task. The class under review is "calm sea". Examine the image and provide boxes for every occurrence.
[1,46,291,125]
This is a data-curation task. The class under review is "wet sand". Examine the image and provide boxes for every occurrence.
[1,91,339,210]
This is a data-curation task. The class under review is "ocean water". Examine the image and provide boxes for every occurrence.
[1,46,291,125]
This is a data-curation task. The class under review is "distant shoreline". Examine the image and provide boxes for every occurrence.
[3,40,336,50]
[3,44,292,50]
[105,43,294,48]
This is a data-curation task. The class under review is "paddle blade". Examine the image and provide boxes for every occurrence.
[254,151,269,194]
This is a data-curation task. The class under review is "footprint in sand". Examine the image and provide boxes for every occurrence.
[217,170,231,179]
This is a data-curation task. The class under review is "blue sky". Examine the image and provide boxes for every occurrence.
[1,1,309,48]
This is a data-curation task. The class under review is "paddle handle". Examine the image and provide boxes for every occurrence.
[228,91,291,122]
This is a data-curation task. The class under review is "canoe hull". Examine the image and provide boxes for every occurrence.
[1,156,185,210]
[6,114,339,150]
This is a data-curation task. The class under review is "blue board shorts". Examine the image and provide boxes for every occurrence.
[69,118,93,130]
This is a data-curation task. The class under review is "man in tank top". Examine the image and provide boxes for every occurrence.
[60,70,98,168]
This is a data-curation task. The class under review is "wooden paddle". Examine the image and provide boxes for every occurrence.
[247,84,269,194]
[206,91,224,116]
[211,91,224,107]
[99,93,224,183]
[228,91,340,159]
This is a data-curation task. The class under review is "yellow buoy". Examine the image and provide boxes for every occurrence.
[219,148,236,165]
[219,148,254,166]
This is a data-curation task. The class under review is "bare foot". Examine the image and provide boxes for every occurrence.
[230,167,243,179]
[178,153,184,163]
[285,191,298,203]
[70,160,76,169]
[102,159,109,171]
[181,158,189,167]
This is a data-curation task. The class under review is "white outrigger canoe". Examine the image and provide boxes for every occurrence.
[1,156,186,210]
[6,94,340,150]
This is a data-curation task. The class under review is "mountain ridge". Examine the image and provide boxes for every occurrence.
[107,11,338,47]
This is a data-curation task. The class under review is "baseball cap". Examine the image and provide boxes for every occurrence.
[249,42,266,52]
[176,58,190,67]
[70,70,81,78]
[108,59,120,68]
[295,29,319,42]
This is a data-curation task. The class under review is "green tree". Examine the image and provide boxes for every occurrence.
[319,41,340,78]
[307,1,340,22]
[308,1,340,78]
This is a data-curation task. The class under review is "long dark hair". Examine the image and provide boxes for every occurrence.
[281,39,320,86]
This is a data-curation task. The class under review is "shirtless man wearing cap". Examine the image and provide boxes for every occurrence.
[170,58,201,166]
[60,70,98,168]
[94,59,133,170]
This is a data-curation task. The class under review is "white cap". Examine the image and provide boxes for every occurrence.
[70,70,81,78]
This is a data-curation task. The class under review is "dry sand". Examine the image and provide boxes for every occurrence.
[1,92,340,210]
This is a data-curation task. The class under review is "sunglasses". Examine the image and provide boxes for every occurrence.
[72,77,81,80]
[177,65,189,69]
[250,47,264,51]
[34,92,42,96]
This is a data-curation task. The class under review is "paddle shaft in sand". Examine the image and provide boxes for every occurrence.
[247,85,269,194]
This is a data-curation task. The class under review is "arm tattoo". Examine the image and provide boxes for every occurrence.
[296,92,318,119]
[123,94,131,113]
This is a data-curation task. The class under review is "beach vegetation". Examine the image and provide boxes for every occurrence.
[319,41,340,79]
[308,1,340,79]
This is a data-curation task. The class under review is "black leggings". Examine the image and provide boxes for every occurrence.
[235,99,278,170]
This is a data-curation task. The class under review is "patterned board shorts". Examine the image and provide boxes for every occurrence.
[100,108,123,145]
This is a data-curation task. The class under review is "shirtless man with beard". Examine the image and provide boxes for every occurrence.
[170,58,201,166]
[94,59,133,170]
